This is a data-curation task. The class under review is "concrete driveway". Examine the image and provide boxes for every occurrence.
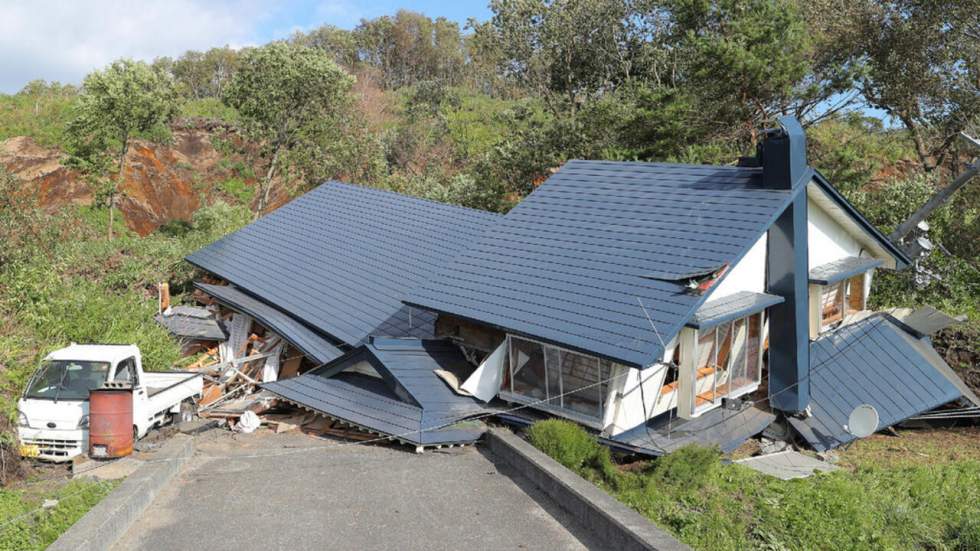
[112,429,603,550]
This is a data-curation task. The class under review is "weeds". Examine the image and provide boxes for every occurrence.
[527,420,980,551]
[0,479,117,550]
[0,200,250,419]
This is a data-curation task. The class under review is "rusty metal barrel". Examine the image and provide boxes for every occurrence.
[89,385,134,459]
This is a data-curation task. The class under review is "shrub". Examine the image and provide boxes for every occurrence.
[526,419,602,472]
[650,444,720,490]
[948,516,980,551]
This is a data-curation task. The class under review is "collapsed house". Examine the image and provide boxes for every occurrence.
[178,116,978,454]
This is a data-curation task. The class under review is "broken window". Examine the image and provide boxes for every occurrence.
[503,335,615,425]
[510,337,550,403]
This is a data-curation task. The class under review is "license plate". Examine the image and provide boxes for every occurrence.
[18,444,40,458]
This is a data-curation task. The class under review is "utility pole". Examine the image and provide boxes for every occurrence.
[890,133,980,244]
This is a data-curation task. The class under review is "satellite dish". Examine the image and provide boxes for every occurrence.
[845,404,879,438]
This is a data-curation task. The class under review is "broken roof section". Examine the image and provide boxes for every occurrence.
[195,282,344,365]
[885,305,966,338]
[608,405,776,456]
[790,314,980,451]
[262,338,486,447]
[407,160,799,368]
[186,182,501,348]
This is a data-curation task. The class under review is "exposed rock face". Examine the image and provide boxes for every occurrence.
[0,136,92,209]
[1,121,266,236]
[116,140,200,235]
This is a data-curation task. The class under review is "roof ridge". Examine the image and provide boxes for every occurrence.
[322,180,503,218]
[565,159,758,171]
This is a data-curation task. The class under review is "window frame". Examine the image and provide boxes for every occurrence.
[112,356,139,387]
[500,334,617,429]
[681,311,766,418]
[813,271,868,335]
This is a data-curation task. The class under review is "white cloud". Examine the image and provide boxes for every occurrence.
[0,0,274,93]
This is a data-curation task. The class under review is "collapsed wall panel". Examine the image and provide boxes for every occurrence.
[263,338,487,447]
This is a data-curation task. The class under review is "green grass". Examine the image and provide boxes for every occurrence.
[0,479,118,550]
[527,420,980,551]
[0,200,251,419]
[218,177,255,204]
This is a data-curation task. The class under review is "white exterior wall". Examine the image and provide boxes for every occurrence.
[808,198,863,269]
[709,233,768,300]
[807,190,878,316]
[605,338,676,436]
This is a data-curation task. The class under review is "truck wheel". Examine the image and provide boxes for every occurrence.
[176,399,197,426]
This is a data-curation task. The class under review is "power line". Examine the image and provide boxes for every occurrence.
[9,313,903,492]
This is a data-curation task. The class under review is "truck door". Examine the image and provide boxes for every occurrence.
[113,357,144,435]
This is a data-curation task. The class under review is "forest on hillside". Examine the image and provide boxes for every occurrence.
[0,0,978,410]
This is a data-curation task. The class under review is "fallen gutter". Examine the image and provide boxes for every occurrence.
[485,428,690,551]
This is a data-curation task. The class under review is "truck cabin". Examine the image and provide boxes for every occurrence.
[23,344,140,402]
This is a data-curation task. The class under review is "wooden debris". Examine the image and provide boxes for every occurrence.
[199,384,223,407]
[158,282,171,312]
[261,412,314,433]
[278,353,303,379]
[301,416,376,441]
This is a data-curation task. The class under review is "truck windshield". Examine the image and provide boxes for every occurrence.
[24,360,111,400]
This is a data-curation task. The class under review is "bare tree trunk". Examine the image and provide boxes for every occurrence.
[255,145,281,220]
[898,113,938,172]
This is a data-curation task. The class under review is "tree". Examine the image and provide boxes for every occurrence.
[171,47,241,99]
[222,42,356,216]
[473,0,645,117]
[66,59,178,239]
[354,11,467,89]
[849,0,980,172]
[666,0,830,143]
[292,25,359,68]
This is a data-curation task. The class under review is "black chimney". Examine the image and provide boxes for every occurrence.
[764,116,810,413]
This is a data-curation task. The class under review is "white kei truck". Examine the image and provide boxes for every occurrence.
[16,343,203,462]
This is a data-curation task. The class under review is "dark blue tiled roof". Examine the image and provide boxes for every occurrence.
[789,314,972,451]
[195,282,344,365]
[186,182,501,347]
[262,338,486,446]
[406,160,799,367]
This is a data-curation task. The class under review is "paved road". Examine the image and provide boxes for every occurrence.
[112,430,603,550]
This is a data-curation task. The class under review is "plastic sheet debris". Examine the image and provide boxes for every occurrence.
[235,411,260,433]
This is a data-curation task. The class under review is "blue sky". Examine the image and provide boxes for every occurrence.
[253,0,492,41]
[0,0,492,93]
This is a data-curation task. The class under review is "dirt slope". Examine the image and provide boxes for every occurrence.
[0,120,280,235]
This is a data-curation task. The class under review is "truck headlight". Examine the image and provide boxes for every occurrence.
[77,415,89,429]
[17,410,29,428]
